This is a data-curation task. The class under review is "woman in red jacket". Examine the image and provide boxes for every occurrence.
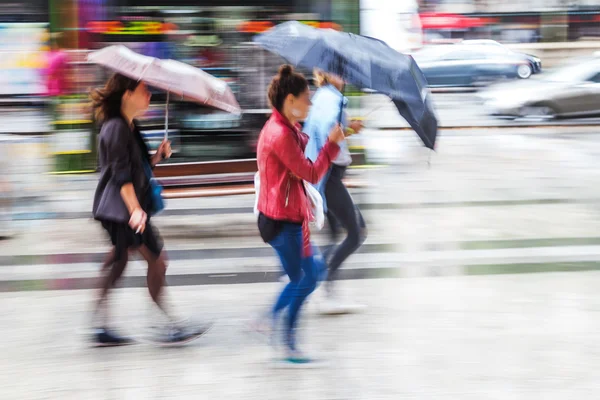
[255,65,345,363]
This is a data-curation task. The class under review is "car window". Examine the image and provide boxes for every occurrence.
[443,50,482,61]
[586,72,600,83]
[546,62,600,83]
[450,45,511,60]
[413,46,453,61]
[471,44,510,54]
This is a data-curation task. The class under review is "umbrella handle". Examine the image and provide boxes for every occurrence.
[363,105,383,118]
[350,105,384,126]
[164,91,169,141]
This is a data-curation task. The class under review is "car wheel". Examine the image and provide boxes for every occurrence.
[517,64,532,79]
[520,104,556,119]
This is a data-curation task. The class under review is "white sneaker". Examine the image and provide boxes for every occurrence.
[318,297,367,316]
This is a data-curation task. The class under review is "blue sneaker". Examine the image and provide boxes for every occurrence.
[272,348,326,368]
[284,349,313,364]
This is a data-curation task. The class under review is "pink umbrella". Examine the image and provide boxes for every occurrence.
[87,45,241,138]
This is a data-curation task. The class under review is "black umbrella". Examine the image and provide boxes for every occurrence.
[253,21,438,150]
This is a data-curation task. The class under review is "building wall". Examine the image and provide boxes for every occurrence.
[423,0,600,13]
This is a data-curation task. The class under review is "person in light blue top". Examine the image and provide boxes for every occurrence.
[303,69,367,315]
[304,81,350,210]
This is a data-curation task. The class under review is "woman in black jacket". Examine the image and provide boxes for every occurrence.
[90,73,206,346]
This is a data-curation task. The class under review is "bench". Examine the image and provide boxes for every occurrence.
[153,155,367,199]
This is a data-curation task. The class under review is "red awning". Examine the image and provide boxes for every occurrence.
[420,13,494,30]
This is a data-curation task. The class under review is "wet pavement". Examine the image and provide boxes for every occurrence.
[2,117,600,398]
[2,126,600,295]
[3,128,600,251]
[1,273,599,399]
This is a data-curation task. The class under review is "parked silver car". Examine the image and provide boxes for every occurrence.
[479,58,600,119]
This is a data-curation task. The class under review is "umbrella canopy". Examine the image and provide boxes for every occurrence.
[87,45,241,115]
[254,21,438,149]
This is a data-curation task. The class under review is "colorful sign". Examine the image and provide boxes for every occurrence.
[86,20,178,35]
[87,19,341,36]
[238,20,342,34]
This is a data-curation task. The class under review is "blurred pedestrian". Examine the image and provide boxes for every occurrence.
[90,73,207,346]
[303,69,367,315]
[254,65,344,363]
[44,34,68,98]
[43,34,68,124]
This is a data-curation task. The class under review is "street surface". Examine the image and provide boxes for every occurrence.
[2,104,600,398]
[1,274,599,399]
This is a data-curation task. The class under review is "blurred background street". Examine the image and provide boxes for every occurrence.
[3,0,600,398]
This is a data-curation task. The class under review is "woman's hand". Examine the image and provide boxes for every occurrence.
[129,207,147,234]
[347,120,364,135]
[152,139,172,166]
[328,123,345,144]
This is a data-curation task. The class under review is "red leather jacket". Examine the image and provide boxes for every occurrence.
[257,109,340,256]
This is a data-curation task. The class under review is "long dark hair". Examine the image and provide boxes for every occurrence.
[267,64,308,113]
[90,73,140,124]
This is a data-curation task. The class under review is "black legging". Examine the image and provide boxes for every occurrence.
[323,165,367,284]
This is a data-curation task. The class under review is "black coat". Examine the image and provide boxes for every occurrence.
[93,117,152,223]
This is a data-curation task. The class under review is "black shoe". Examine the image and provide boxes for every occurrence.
[93,328,134,347]
[146,323,213,347]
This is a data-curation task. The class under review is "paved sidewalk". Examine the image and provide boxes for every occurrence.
[10,125,600,216]
[3,203,600,257]
[3,245,600,292]
[3,128,600,268]
[1,273,599,399]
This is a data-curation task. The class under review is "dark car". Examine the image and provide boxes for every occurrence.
[413,44,538,87]
[461,40,542,74]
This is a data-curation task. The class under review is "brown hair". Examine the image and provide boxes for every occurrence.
[90,73,140,123]
[267,64,308,112]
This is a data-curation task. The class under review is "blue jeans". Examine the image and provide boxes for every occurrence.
[270,223,325,350]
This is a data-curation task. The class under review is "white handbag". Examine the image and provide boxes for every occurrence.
[304,181,325,231]
[254,172,325,231]
[253,172,260,217]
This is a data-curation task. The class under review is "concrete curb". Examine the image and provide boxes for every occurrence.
[2,245,600,291]
[2,244,599,277]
